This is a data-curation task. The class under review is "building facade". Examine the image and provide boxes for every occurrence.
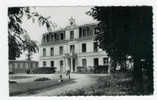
[39,18,109,73]
[9,60,38,74]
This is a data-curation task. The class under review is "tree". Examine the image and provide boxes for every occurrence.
[8,7,53,60]
[23,33,39,60]
[87,7,153,94]
[8,7,26,60]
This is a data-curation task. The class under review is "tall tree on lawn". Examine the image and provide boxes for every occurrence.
[87,6,153,94]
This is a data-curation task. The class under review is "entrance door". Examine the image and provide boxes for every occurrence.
[73,58,75,72]
[51,61,54,67]
[68,58,71,71]
[94,58,99,66]
[60,60,63,73]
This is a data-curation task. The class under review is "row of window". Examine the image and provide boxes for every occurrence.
[82,58,108,67]
[10,63,37,69]
[42,58,108,67]
[43,42,98,56]
[42,27,100,43]
[43,32,65,43]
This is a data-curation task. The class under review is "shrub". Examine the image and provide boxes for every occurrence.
[9,72,15,74]
[60,89,87,96]
[93,65,109,73]
[32,67,56,74]
[9,80,17,84]
[34,77,51,81]
[26,69,30,74]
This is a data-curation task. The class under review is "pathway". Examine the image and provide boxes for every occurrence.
[18,74,109,96]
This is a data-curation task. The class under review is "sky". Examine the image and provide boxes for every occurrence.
[17,6,97,61]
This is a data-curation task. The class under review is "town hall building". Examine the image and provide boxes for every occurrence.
[39,17,109,73]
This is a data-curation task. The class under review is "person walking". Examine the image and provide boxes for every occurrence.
[66,70,71,79]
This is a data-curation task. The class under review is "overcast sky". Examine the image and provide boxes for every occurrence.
[17,6,97,61]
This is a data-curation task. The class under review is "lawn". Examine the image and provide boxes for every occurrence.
[59,72,151,96]
[9,78,74,96]
[9,76,32,79]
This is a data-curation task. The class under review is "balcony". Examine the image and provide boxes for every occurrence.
[41,39,69,46]
[64,52,77,58]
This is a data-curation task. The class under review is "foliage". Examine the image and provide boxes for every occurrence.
[93,65,108,73]
[87,7,152,61]
[59,72,151,96]
[9,80,17,84]
[87,6,153,93]
[8,7,53,60]
[8,7,26,60]
[34,77,51,81]
[59,89,87,96]
[32,67,56,74]
[23,35,39,60]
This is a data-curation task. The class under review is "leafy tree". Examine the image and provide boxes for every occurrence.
[8,7,53,60]
[23,33,39,60]
[87,6,153,94]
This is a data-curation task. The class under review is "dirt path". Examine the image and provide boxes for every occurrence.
[19,74,108,96]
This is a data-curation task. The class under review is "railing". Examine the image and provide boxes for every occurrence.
[64,52,77,58]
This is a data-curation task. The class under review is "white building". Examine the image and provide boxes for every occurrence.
[39,18,109,73]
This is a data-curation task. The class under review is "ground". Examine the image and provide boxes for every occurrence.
[9,73,108,96]
[9,72,150,96]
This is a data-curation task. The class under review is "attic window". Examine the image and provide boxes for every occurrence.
[70,22,73,25]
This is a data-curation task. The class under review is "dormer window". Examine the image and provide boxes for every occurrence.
[70,22,73,25]
[69,17,76,26]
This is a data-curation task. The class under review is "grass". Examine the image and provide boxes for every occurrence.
[10,76,32,79]
[9,78,74,96]
[59,72,150,96]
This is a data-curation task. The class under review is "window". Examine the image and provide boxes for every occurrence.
[70,45,75,53]
[94,42,98,52]
[103,58,108,65]
[30,63,33,68]
[60,60,63,72]
[51,61,54,67]
[46,35,49,42]
[79,27,82,38]
[14,63,17,69]
[82,43,86,52]
[18,63,20,69]
[55,33,59,41]
[51,35,54,41]
[94,58,99,66]
[83,29,86,37]
[59,46,63,55]
[82,59,87,67]
[60,60,63,66]
[50,47,54,56]
[23,63,25,68]
[43,48,46,56]
[70,31,74,40]
[60,33,65,40]
[43,36,46,43]
[43,61,46,67]
[86,27,90,36]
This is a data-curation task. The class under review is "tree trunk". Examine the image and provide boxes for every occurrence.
[133,57,144,94]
